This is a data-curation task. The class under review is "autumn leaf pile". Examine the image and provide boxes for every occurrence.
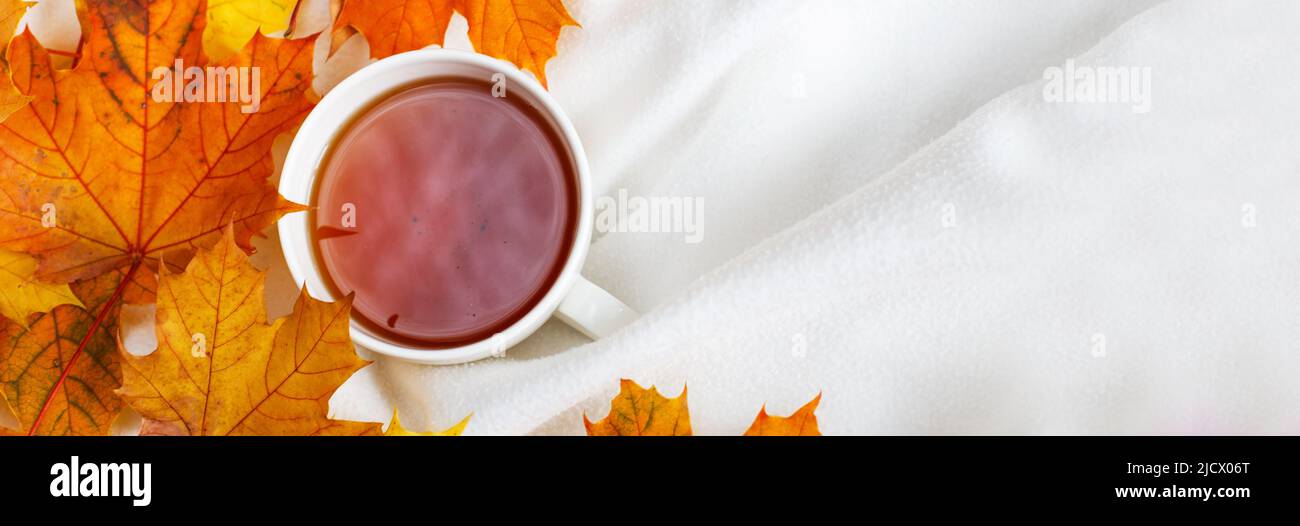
[0,0,579,436]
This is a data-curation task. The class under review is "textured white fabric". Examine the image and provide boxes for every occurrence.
[327,0,1300,435]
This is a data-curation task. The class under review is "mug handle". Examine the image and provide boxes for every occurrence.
[555,276,637,339]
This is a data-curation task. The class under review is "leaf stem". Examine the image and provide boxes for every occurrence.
[45,48,80,59]
[26,259,143,435]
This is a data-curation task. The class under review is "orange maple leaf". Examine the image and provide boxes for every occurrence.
[335,0,456,58]
[0,0,313,435]
[585,379,825,437]
[117,228,381,436]
[334,0,577,86]
[0,276,122,436]
[0,0,31,119]
[0,0,23,49]
[584,379,692,436]
[744,393,822,436]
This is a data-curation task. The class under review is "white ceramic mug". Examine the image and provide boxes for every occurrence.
[279,49,635,365]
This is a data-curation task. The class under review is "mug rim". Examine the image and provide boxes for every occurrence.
[278,48,593,365]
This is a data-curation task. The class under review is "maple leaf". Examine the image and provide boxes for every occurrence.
[385,410,470,436]
[743,393,822,436]
[0,2,309,284]
[584,379,826,436]
[0,0,31,119]
[584,379,691,436]
[117,228,381,436]
[0,79,26,125]
[0,248,82,325]
[0,75,28,123]
[0,0,23,48]
[204,0,300,61]
[0,268,127,436]
[335,0,455,59]
[0,0,313,435]
[459,0,576,87]
[334,0,577,86]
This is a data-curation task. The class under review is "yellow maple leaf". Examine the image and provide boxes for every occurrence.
[0,77,27,122]
[384,410,471,436]
[203,0,299,61]
[116,228,381,436]
[0,249,83,325]
[584,379,691,436]
[744,393,822,436]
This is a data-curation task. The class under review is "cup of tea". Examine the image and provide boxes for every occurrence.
[278,49,635,365]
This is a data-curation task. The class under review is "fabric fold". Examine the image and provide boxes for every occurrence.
[331,0,1248,435]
